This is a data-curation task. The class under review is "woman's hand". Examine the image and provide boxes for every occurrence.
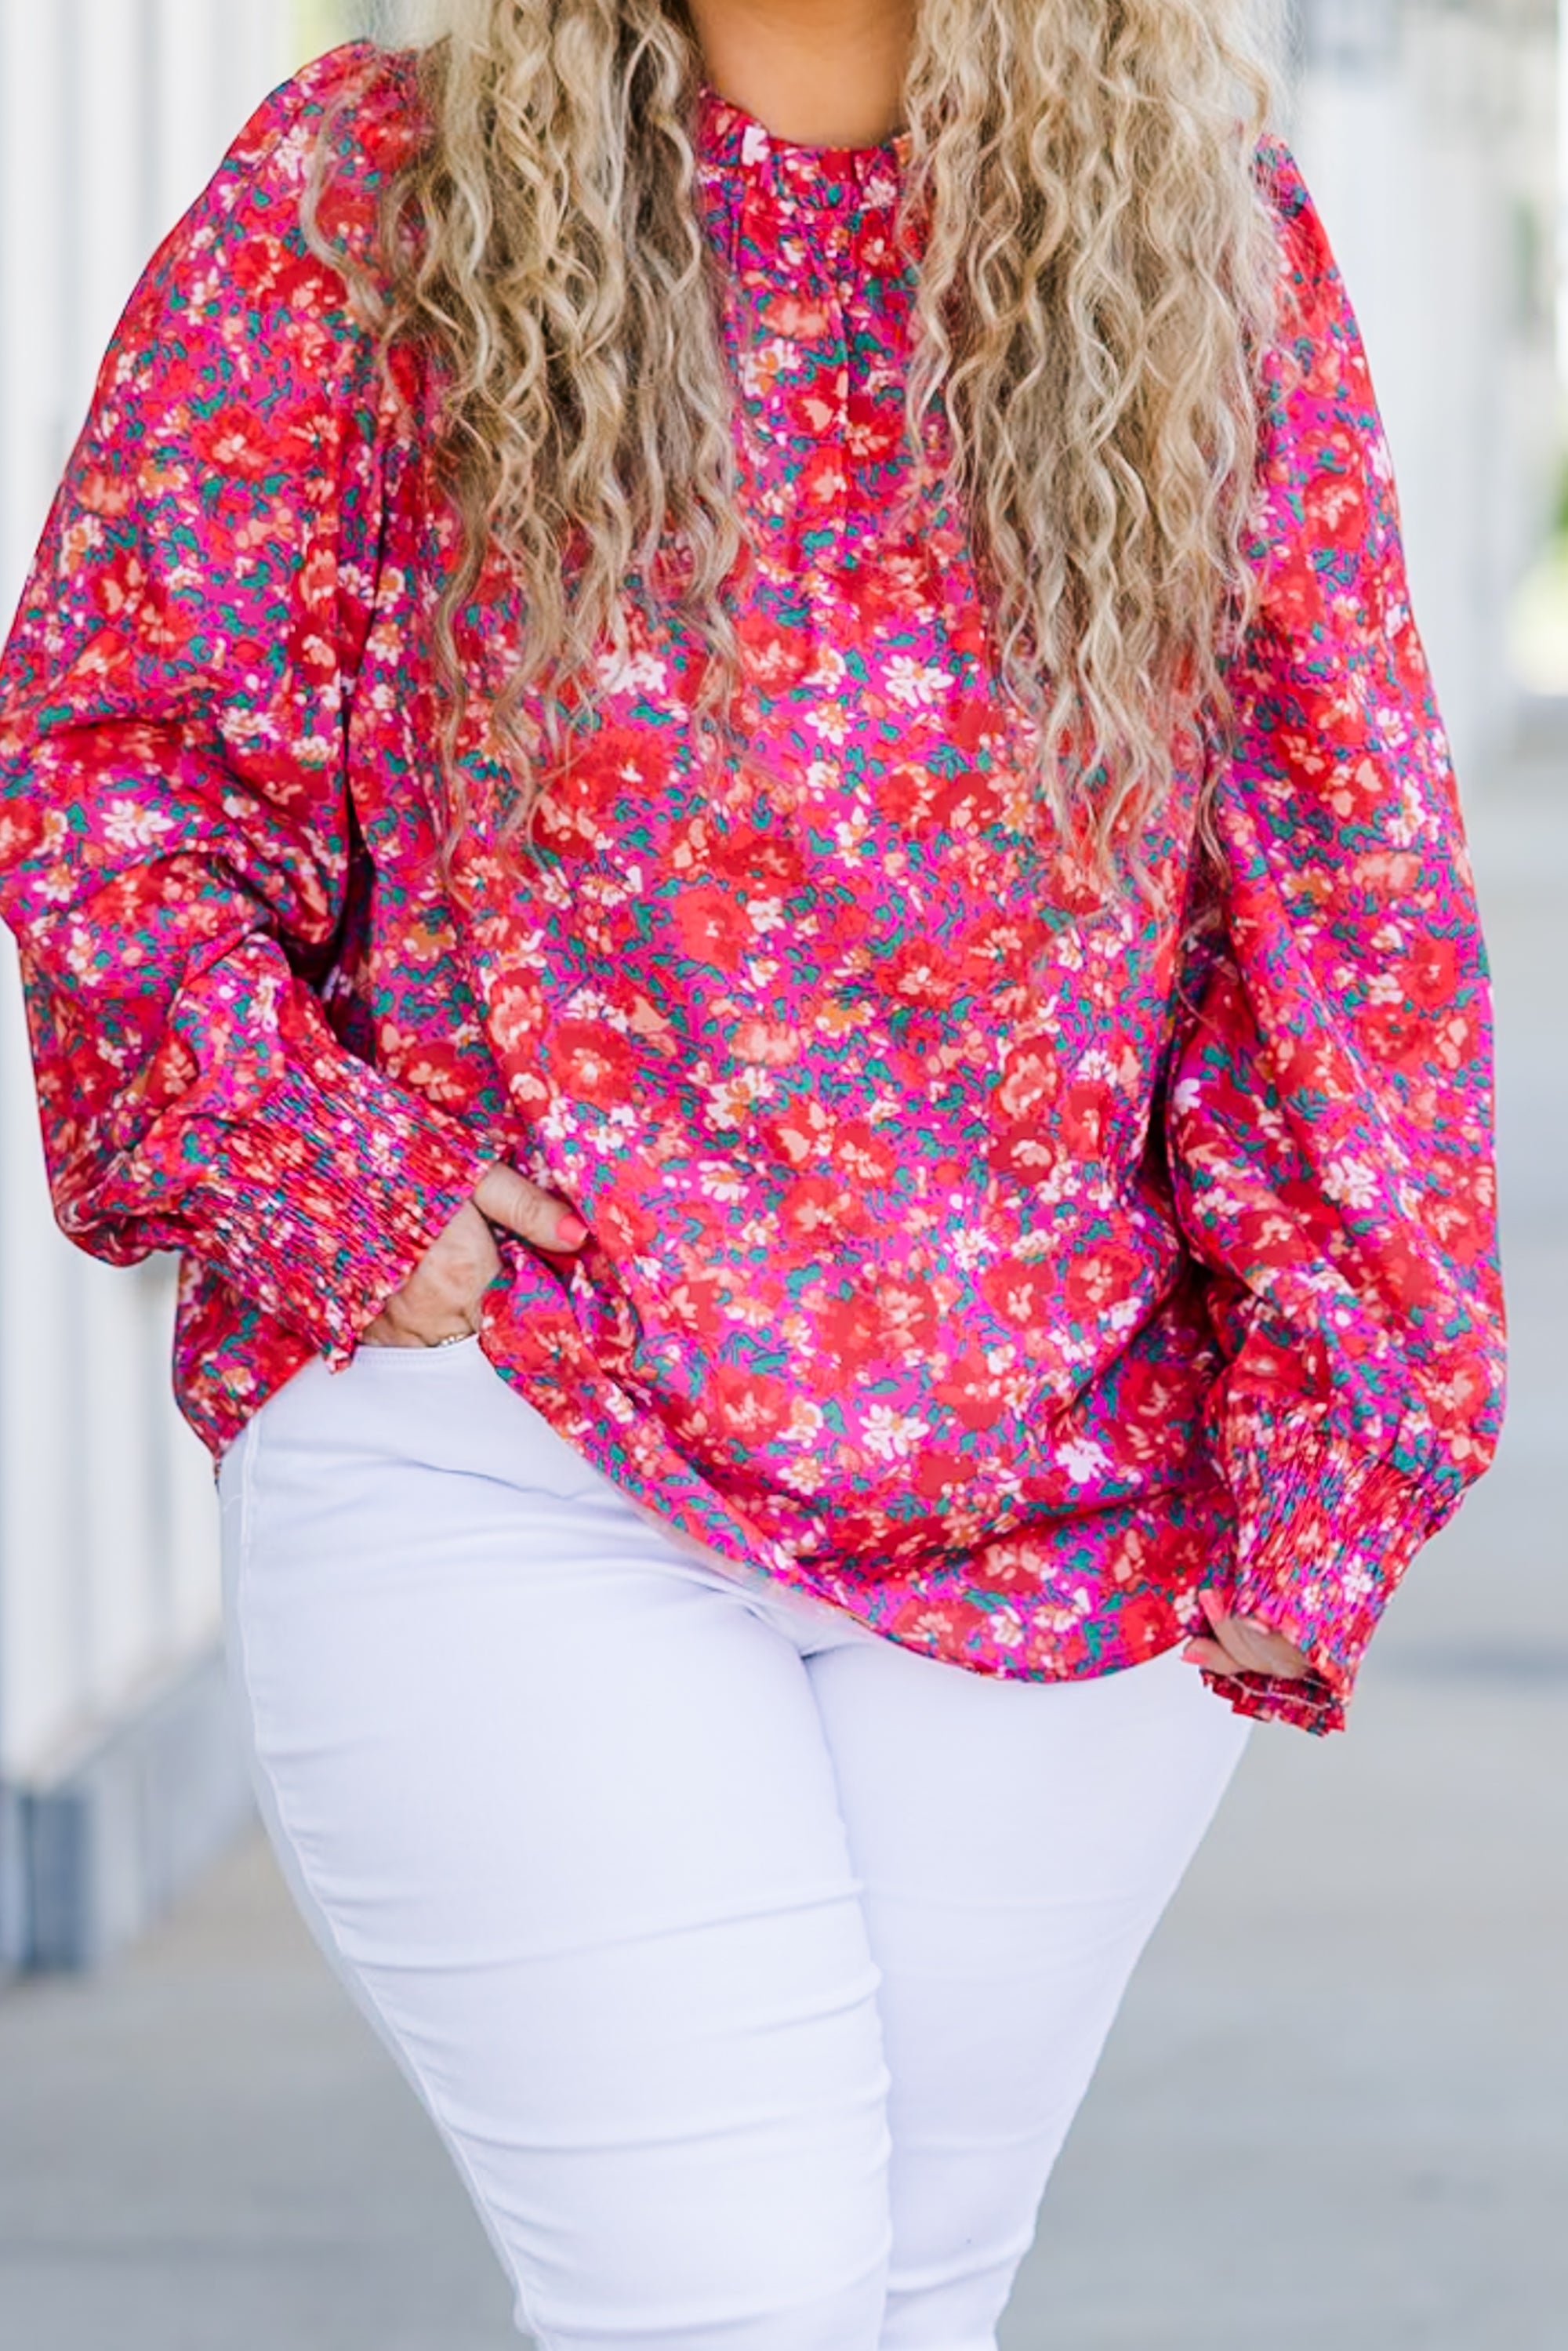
[1182,1587,1313,1682]
[360,1164,590,1348]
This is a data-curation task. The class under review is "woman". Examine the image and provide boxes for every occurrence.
[0,0,1504,2343]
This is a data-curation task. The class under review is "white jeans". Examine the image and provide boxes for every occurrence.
[220,1335,1250,2351]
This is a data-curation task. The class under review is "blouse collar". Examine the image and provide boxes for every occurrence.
[693,80,910,219]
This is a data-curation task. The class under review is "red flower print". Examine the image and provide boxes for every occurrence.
[877,764,938,826]
[136,1031,201,1115]
[798,446,849,510]
[844,393,901,466]
[929,769,1004,832]
[732,1018,801,1067]
[488,978,547,1080]
[598,1188,662,1254]
[197,405,283,479]
[913,1448,975,1500]
[757,291,833,341]
[779,1174,846,1238]
[835,1121,899,1187]
[1359,998,1429,1070]
[1305,468,1367,549]
[763,1097,834,1169]
[1059,1078,1116,1156]
[1432,1007,1479,1072]
[978,1257,1056,1336]
[671,886,752,969]
[0,804,42,863]
[735,603,804,680]
[889,1596,988,1654]
[885,942,949,1003]
[968,1537,1043,1591]
[1405,933,1461,1010]
[91,551,147,622]
[549,1021,639,1107]
[1064,1244,1142,1316]
[389,1038,478,1108]
[995,1033,1058,1123]
[1372,1233,1444,1312]
[821,1289,886,1373]
[877,1276,938,1353]
[707,823,810,895]
[710,1362,790,1444]
[666,1268,732,1341]
[931,1349,1007,1434]
[1117,1591,1181,1662]
[1351,848,1422,898]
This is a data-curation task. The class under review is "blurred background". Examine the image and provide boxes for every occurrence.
[0,3,1563,2347]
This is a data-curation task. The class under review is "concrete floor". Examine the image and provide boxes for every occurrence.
[1,743,1563,2349]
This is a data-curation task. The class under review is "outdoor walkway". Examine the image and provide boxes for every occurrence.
[2,736,1564,2350]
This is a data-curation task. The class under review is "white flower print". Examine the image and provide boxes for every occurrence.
[1059,1438,1113,1485]
[884,655,950,708]
[806,700,851,746]
[595,647,669,698]
[1322,1155,1380,1211]
[862,1406,931,1461]
[101,798,176,853]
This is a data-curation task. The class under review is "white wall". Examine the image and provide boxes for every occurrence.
[0,2,307,1788]
[1288,0,1559,778]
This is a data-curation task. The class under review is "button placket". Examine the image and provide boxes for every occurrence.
[731,186,855,574]
[697,97,917,581]
[797,205,853,573]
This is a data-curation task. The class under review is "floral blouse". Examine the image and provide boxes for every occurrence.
[0,45,1505,1733]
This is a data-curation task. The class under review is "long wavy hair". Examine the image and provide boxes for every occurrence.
[323,0,1280,894]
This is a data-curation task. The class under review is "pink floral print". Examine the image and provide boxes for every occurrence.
[0,47,1505,1732]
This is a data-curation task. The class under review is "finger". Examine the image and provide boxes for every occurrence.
[1225,1615,1313,1678]
[1196,1598,1310,1678]
[1186,1625,1270,1674]
[1235,1613,1298,1649]
[475,1163,590,1251]
[359,1319,426,1350]
[1250,1649,1313,1681]
[1199,1586,1229,1632]
[1182,1638,1249,1677]
[1196,1599,1253,1658]
[363,1287,479,1349]
[1186,1629,1312,1682]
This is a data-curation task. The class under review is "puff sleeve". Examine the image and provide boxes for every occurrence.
[0,49,494,1364]
[1167,150,1508,1734]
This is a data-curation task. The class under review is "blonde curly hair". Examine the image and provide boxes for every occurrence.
[328,0,1281,893]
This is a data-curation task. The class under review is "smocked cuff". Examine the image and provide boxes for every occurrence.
[1204,1413,1438,1736]
[194,1050,499,1363]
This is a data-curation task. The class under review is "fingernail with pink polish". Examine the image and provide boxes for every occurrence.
[557,1214,590,1248]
